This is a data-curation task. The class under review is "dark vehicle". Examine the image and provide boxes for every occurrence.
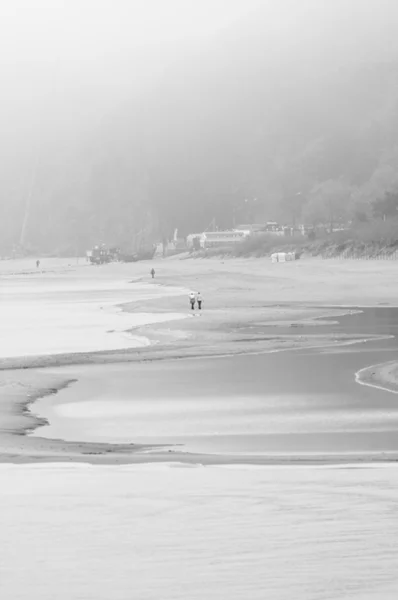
[88,241,155,265]
[88,245,112,265]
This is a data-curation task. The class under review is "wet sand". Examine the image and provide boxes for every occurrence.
[27,316,398,461]
[2,257,398,464]
[357,361,398,394]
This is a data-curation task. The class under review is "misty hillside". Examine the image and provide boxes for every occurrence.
[5,0,398,254]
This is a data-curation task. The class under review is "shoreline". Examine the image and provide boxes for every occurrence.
[0,332,390,371]
[23,379,77,435]
[0,304,381,372]
[356,360,398,394]
[2,258,398,465]
[1,303,397,465]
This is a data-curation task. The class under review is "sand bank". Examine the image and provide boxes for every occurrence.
[0,265,189,357]
[0,370,156,463]
[5,364,398,466]
[1,257,398,464]
[356,360,398,394]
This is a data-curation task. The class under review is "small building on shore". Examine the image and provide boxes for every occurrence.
[202,229,250,248]
[186,229,251,249]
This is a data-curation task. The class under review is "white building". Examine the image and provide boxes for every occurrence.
[203,229,250,248]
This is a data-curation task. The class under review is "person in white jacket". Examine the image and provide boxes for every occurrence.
[196,292,203,310]
[189,292,196,310]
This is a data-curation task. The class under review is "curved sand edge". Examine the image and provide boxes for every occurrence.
[0,371,158,463]
[0,330,393,466]
[0,279,394,465]
[0,333,389,371]
[0,304,380,372]
[3,256,398,465]
[0,281,374,464]
[356,361,398,395]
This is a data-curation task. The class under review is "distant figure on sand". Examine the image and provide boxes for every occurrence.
[189,292,196,310]
[150,268,155,279]
[36,260,40,269]
[197,292,203,310]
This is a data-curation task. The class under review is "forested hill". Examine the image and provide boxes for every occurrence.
[4,0,398,254]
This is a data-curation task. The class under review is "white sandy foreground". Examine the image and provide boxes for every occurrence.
[0,270,187,357]
[1,463,398,600]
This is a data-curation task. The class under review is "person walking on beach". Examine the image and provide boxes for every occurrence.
[197,292,203,310]
[36,259,40,269]
[150,268,155,279]
[189,292,196,310]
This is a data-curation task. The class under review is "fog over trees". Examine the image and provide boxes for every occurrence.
[2,0,398,254]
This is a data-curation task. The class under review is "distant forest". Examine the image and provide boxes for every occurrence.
[3,1,398,255]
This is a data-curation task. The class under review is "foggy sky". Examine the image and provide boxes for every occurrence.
[2,0,398,205]
[0,1,260,163]
[0,0,259,64]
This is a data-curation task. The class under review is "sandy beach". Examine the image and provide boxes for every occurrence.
[0,256,398,463]
[6,2,398,596]
[1,462,398,600]
[3,257,398,599]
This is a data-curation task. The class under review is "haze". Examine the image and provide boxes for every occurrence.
[2,0,398,253]
[0,0,261,62]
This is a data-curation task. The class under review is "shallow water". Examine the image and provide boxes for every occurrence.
[1,463,398,600]
[32,308,398,457]
[0,271,187,356]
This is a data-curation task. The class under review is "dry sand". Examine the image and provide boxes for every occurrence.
[2,462,398,600]
[1,255,398,464]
